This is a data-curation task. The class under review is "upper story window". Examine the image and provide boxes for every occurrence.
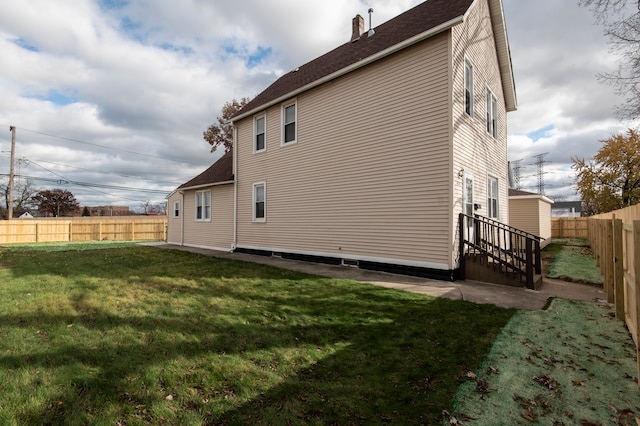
[254,115,266,152]
[173,200,180,218]
[487,176,499,219]
[253,182,266,222]
[195,190,211,221]
[486,89,498,138]
[282,101,296,145]
[464,59,474,117]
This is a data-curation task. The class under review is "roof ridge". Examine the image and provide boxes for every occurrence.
[233,0,475,120]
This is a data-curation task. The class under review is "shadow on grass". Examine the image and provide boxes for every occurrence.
[0,246,515,425]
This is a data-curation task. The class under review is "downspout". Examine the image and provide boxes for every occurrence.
[179,190,185,246]
[232,124,238,251]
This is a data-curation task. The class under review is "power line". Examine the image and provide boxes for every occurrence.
[0,173,169,195]
[27,158,185,186]
[19,127,203,166]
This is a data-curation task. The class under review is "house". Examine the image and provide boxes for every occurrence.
[551,201,582,218]
[168,0,517,281]
[166,151,234,250]
[508,189,553,248]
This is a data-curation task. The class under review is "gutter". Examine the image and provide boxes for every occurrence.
[232,126,238,251]
[177,180,234,192]
[179,190,185,246]
[232,15,465,122]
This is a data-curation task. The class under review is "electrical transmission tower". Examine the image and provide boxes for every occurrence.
[509,159,523,190]
[533,152,549,195]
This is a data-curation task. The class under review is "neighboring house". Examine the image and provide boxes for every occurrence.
[508,189,554,247]
[551,201,583,218]
[169,0,517,280]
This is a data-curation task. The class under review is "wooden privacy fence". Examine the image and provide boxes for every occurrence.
[0,217,167,244]
[587,204,640,382]
[551,217,589,238]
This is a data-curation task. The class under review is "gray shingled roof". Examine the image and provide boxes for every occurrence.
[233,0,475,120]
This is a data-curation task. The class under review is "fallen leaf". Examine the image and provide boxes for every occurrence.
[486,366,499,375]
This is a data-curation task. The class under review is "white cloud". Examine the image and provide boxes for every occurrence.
[0,0,633,208]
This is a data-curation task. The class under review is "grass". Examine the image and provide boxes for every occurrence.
[544,238,604,285]
[448,299,639,425]
[0,243,514,425]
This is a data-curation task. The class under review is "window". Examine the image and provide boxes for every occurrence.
[195,190,211,221]
[255,115,265,152]
[282,101,296,145]
[253,182,266,222]
[487,176,499,219]
[173,200,180,218]
[486,90,498,138]
[464,59,474,116]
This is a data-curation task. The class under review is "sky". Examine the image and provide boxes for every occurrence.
[0,0,635,212]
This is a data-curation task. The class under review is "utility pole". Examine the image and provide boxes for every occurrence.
[8,126,16,220]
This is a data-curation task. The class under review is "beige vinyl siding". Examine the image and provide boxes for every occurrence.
[509,198,540,235]
[450,0,510,266]
[509,196,553,247]
[237,32,452,269]
[539,201,552,242]
[168,184,234,250]
[166,192,182,244]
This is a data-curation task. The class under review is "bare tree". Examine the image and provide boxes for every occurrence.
[580,0,640,119]
[0,178,38,218]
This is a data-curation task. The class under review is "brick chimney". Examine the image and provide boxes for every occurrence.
[351,14,364,41]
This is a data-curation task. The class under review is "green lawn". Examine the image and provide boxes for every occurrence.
[545,238,604,285]
[0,243,514,425]
[449,299,639,425]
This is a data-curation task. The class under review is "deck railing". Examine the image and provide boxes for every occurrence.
[459,213,542,289]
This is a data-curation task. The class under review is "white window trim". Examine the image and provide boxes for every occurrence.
[464,57,474,118]
[487,175,499,219]
[281,100,297,146]
[252,182,266,222]
[486,87,498,139]
[254,114,266,153]
[195,190,211,222]
[173,200,180,218]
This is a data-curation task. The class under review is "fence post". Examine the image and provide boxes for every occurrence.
[526,238,534,289]
[613,218,624,320]
[633,221,640,383]
[534,239,541,275]
[605,220,614,303]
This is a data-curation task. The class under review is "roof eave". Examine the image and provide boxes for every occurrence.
[232,15,465,123]
[509,194,554,204]
[488,0,517,112]
[178,179,235,192]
